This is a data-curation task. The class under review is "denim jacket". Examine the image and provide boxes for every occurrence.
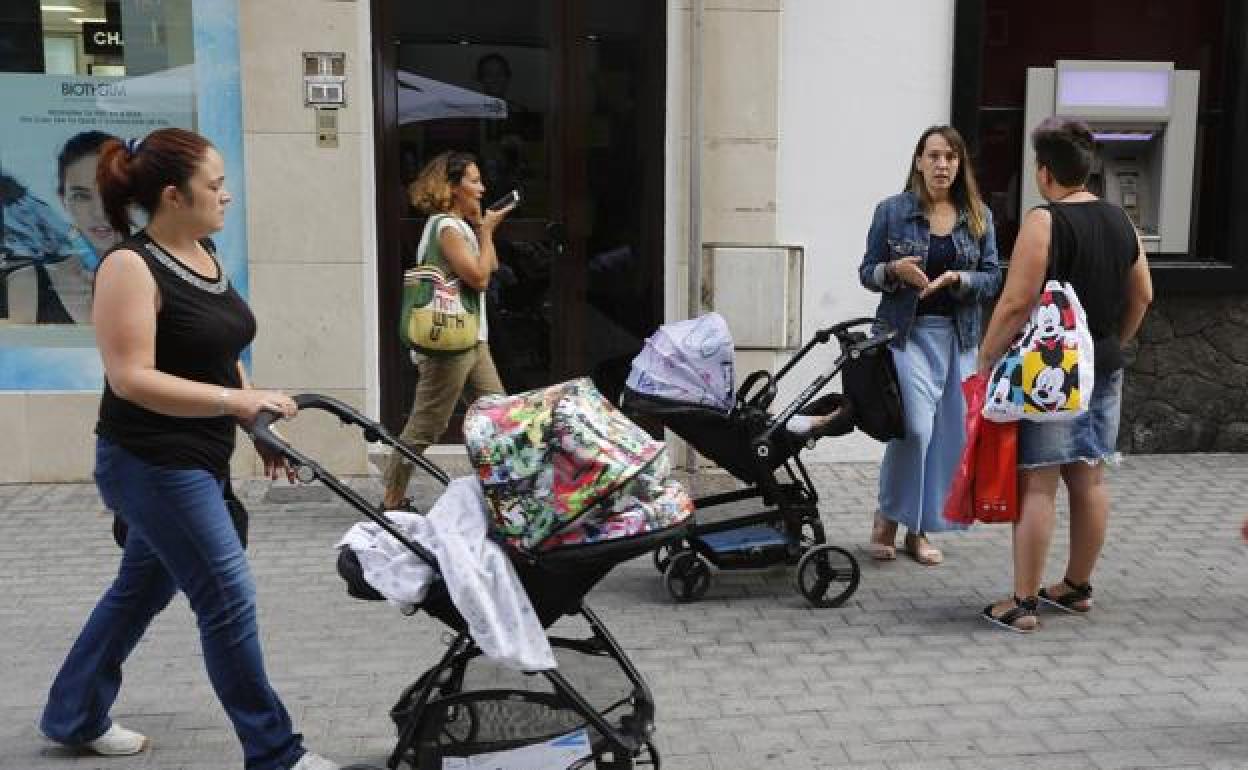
[857,191,1002,350]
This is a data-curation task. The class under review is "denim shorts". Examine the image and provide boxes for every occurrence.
[1018,368,1124,469]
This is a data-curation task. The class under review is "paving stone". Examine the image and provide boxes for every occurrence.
[4,455,1248,768]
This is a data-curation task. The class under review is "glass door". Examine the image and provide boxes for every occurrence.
[373,0,665,436]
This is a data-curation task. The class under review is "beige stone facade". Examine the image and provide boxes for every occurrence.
[4,0,964,481]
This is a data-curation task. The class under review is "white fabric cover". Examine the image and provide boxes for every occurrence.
[336,477,556,672]
[625,312,735,413]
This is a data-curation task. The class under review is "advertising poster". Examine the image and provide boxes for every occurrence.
[0,71,193,389]
[0,0,245,391]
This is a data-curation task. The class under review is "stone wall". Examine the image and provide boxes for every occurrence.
[1121,294,1248,452]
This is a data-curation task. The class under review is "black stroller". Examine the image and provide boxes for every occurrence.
[620,315,903,607]
[254,384,691,769]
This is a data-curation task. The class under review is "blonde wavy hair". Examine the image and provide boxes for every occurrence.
[407,151,477,214]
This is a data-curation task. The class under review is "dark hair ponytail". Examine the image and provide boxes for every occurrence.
[95,127,215,237]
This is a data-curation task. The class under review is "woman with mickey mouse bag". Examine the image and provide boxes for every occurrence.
[976,118,1153,633]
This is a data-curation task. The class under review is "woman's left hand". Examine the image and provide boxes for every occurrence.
[253,432,297,483]
[919,270,960,298]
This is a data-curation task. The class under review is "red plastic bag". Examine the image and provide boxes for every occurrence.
[943,373,1018,525]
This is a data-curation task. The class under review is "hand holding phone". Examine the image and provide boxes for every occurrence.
[487,189,520,211]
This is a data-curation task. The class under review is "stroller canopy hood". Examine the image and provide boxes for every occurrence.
[625,312,735,413]
[465,378,692,554]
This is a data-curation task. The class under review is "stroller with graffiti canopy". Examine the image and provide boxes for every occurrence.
[620,313,903,607]
[254,379,692,769]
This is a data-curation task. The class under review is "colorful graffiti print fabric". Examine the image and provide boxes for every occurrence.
[983,279,1094,423]
[465,378,693,554]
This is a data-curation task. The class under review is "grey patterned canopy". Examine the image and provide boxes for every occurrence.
[625,313,736,414]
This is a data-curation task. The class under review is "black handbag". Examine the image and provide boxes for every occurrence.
[842,331,907,442]
[111,480,250,550]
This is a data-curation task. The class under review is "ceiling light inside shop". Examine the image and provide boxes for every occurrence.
[70,16,107,23]
[41,4,85,11]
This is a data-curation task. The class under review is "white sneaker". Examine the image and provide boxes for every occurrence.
[290,752,340,770]
[84,723,150,756]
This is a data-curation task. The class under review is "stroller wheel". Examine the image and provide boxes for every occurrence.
[652,541,683,573]
[665,550,711,602]
[796,545,860,608]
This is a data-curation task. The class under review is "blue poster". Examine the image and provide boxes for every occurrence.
[0,0,245,391]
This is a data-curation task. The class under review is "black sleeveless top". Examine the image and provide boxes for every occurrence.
[1043,201,1139,373]
[96,232,256,477]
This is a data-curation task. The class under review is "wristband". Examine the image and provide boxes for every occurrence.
[218,388,230,417]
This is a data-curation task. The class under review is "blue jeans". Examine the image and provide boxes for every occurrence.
[878,316,974,534]
[40,438,305,770]
[1018,368,1124,468]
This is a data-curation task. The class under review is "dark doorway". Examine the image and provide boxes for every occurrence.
[372,1,666,436]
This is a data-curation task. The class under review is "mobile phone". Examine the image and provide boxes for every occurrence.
[487,189,520,211]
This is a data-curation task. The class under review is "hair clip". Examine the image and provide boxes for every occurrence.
[125,137,143,157]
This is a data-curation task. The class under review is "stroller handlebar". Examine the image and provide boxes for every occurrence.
[251,395,450,486]
[248,393,447,570]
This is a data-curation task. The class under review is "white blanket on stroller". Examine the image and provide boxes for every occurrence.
[336,477,556,672]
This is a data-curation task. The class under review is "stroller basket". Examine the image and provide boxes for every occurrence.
[252,394,672,769]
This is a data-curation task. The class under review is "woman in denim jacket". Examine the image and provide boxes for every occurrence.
[857,125,1001,565]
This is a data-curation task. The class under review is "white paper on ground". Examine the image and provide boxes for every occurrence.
[440,728,593,769]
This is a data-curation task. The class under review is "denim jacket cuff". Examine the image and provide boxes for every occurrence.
[873,262,899,292]
[950,271,971,299]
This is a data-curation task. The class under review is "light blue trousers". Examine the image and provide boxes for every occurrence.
[878,316,974,535]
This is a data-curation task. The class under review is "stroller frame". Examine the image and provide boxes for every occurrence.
[624,317,895,607]
[254,396,661,770]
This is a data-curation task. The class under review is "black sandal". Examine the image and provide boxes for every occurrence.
[981,595,1038,633]
[1038,578,1092,614]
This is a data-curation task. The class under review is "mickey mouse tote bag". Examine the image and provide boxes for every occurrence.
[983,279,1094,423]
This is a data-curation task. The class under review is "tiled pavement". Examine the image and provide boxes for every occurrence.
[2,454,1248,769]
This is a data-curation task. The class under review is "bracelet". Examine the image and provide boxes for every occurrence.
[218,388,230,417]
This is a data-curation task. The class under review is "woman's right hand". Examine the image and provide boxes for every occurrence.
[889,256,929,290]
[480,201,516,234]
[228,388,297,426]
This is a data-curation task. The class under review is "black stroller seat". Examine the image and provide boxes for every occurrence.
[620,314,902,607]
[256,388,684,770]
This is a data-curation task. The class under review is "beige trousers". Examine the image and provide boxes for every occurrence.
[382,342,504,501]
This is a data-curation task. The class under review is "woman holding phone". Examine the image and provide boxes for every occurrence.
[381,151,516,509]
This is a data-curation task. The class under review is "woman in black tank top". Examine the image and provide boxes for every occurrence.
[975,119,1154,634]
[39,129,338,770]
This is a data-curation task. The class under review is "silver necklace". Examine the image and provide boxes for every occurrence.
[144,240,229,295]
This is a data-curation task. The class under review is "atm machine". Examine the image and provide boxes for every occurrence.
[1022,60,1200,255]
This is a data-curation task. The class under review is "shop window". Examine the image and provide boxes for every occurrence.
[0,0,246,389]
[953,0,1248,292]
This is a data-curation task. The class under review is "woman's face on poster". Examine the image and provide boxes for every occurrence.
[61,152,120,256]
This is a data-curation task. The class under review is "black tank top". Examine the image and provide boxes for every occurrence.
[96,232,256,476]
[1043,201,1139,373]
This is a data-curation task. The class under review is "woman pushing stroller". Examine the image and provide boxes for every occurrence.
[38,128,338,770]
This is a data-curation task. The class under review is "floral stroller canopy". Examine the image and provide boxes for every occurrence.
[625,313,735,414]
[465,378,693,555]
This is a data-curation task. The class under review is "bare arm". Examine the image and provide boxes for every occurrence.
[975,207,1052,375]
[93,249,293,422]
[440,205,514,291]
[1119,234,1153,346]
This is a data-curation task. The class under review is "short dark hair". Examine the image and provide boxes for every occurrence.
[1031,117,1095,187]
